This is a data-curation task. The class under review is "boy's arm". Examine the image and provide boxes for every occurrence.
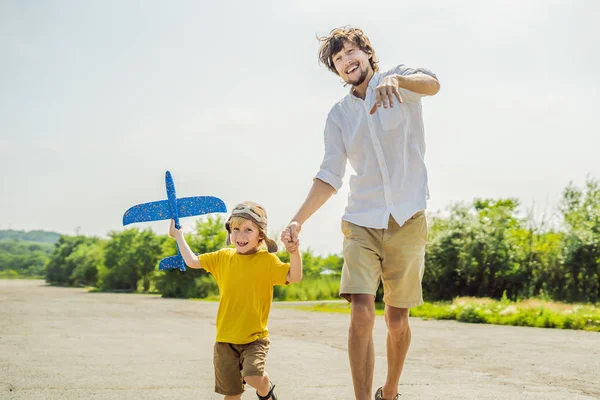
[169,219,202,269]
[285,248,302,283]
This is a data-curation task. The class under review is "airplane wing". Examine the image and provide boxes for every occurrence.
[123,200,171,226]
[176,196,227,218]
[122,196,226,226]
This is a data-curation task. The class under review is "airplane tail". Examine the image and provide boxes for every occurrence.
[158,255,186,272]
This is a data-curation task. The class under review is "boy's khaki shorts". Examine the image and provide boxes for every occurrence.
[340,211,428,308]
[213,337,270,396]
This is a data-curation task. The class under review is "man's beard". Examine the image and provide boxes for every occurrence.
[347,66,370,87]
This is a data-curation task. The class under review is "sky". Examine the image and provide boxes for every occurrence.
[1,0,599,255]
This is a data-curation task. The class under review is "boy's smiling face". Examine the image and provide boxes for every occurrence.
[230,218,262,254]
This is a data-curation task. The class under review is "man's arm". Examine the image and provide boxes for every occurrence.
[286,178,336,242]
[370,72,440,113]
[292,178,336,225]
[394,73,440,96]
[169,219,201,269]
[284,111,344,242]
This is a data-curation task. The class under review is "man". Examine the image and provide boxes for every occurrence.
[282,27,440,400]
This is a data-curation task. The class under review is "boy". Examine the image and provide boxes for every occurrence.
[170,201,302,400]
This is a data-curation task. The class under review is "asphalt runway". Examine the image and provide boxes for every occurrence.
[1,280,598,399]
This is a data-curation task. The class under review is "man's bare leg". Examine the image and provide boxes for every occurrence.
[224,395,242,400]
[381,305,410,399]
[348,294,376,400]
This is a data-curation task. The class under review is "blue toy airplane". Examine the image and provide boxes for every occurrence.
[122,171,227,271]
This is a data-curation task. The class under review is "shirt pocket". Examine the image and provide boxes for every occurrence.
[378,104,406,131]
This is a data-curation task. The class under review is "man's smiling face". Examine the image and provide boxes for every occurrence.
[332,41,372,87]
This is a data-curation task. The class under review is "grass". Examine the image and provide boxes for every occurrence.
[289,297,600,332]
[194,295,221,302]
[272,276,341,301]
[0,270,44,280]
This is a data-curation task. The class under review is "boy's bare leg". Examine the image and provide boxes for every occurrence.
[348,294,376,400]
[245,372,272,399]
[382,305,411,399]
[224,395,242,400]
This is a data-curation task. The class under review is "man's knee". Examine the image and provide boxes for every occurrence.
[349,295,376,332]
[386,307,410,338]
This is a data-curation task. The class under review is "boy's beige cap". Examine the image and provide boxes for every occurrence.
[225,202,278,253]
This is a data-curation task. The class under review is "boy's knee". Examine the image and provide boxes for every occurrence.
[243,374,268,387]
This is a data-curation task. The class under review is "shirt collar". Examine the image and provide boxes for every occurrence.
[368,71,381,90]
[348,71,380,102]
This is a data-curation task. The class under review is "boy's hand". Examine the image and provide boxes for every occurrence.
[284,239,300,254]
[169,219,183,238]
[281,228,300,253]
[283,221,301,243]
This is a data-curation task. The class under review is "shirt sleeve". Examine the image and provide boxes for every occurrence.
[391,64,438,104]
[270,254,290,286]
[199,250,222,281]
[314,109,347,192]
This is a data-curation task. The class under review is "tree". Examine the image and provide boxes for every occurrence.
[68,241,105,287]
[558,177,600,302]
[0,240,54,277]
[134,230,166,292]
[45,235,94,285]
[99,229,163,291]
[155,216,227,298]
[424,199,528,300]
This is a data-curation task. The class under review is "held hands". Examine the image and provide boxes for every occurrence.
[283,238,300,254]
[281,221,301,253]
[369,75,403,114]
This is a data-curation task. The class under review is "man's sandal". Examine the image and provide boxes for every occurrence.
[256,382,277,400]
[375,386,400,400]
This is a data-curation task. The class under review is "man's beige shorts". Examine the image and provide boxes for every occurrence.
[340,211,428,308]
[213,337,270,396]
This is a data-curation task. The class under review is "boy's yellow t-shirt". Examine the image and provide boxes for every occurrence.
[199,248,290,344]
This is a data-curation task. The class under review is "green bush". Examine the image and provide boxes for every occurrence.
[457,306,487,323]
[195,275,219,298]
[46,236,100,286]
[34,177,599,305]
[409,303,456,320]
[273,277,340,301]
[0,269,20,279]
[298,298,600,332]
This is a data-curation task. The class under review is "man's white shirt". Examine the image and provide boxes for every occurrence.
[315,64,437,229]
